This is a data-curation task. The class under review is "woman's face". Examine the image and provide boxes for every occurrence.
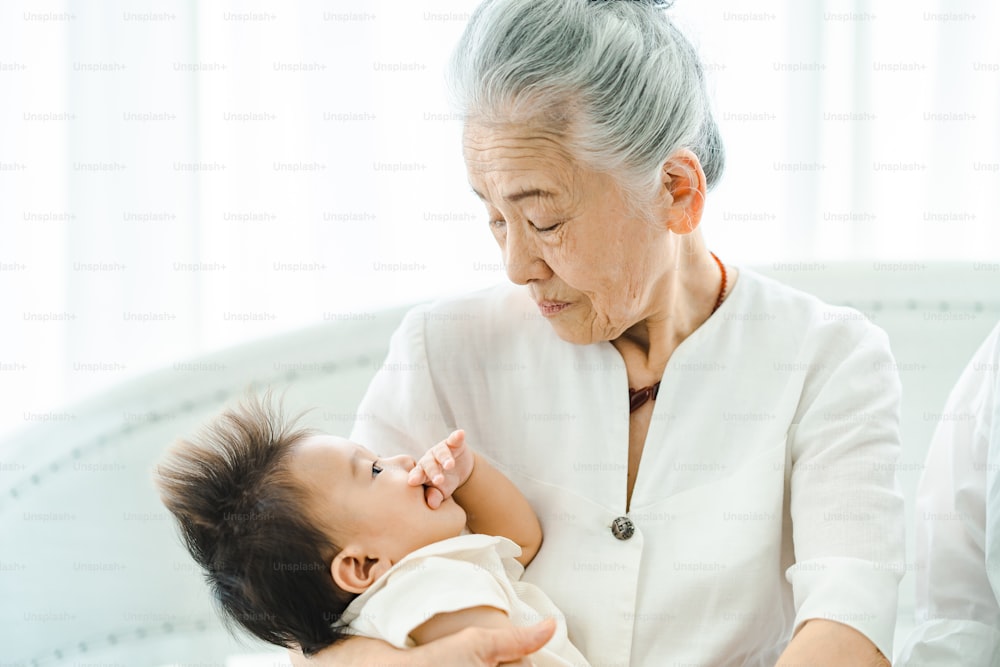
[464,122,687,345]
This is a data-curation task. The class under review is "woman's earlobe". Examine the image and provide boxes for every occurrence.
[330,549,389,594]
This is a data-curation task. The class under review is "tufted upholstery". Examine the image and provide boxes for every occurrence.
[2,263,998,665]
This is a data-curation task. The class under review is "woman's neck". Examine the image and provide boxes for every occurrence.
[611,244,728,382]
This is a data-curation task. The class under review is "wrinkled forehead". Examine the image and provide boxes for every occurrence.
[463,123,582,193]
[463,122,572,159]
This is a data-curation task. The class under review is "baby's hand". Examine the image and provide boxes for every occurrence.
[408,429,475,509]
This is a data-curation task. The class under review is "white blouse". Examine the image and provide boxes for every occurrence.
[350,268,905,667]
[896,322,1000,666]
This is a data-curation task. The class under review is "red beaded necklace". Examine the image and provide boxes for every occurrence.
[628,252,727,414]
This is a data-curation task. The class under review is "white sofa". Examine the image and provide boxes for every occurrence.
[3,263,998,665]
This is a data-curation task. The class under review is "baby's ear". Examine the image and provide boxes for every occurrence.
[331,548,390,594]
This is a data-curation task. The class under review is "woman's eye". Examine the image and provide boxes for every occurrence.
[532,221,562,233]
[371,461,383,478]
[488,219,562,233]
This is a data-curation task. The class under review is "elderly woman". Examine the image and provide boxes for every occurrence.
[293,0,903,664]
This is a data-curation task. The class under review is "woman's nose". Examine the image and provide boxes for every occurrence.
[503,222,548,285]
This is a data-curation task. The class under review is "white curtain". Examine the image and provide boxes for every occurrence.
[2,0,998,443]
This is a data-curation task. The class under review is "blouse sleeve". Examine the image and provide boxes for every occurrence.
[349,304,453,460]
[895,323,1000,665]
[785,322,906,659]
[352,556,512,649]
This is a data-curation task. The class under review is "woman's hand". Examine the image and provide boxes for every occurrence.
[409,429,475,509]
[288,617,557,666]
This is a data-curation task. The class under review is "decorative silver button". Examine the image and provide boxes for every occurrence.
[611,516,635,540]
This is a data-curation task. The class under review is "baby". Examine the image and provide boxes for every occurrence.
[155,394,588,665]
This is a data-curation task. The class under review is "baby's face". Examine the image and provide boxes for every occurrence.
[288,434,467,564]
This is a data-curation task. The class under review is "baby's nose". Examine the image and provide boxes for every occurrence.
[383,454,415,472]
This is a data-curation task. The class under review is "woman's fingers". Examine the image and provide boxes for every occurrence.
[416,619,553,666]
[476,619,555,664]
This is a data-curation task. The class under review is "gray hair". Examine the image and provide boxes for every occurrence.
[449,0,725,205]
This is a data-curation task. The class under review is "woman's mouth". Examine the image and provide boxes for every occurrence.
[537,301,571,317]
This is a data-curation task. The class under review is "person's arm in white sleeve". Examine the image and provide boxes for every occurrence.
[777,322,905,666]
[896,323,1000,666]
[349,304,452,458]
[357,556,515,648]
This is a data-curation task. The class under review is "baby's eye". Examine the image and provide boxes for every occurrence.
[371,461,383,478]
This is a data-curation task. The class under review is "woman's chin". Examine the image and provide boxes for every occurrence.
[549,322,600,346]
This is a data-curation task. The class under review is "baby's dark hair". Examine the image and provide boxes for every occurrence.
[154,392,355,655]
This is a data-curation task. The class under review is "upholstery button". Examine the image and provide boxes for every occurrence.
[611,515,635,540]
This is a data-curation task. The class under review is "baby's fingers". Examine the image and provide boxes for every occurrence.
[430,440,456,471]
[417,453,446,486]
[424,485,445,510]
[407,464,429,486]
[445,429,466,455]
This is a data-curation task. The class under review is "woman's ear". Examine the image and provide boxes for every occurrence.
[658,149,706,235]
[330,547,391,594]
